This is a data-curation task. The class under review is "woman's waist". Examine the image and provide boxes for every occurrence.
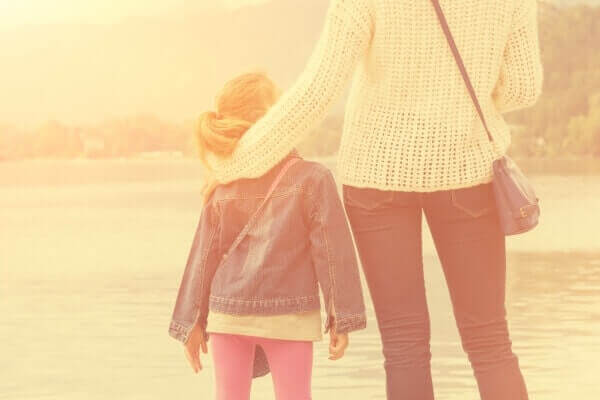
[345,86,506,129]
[336,128,509,192]
[339,112,510,160]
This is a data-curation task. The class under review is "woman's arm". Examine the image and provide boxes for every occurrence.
[492,0,544,113]
[209,0,374,184]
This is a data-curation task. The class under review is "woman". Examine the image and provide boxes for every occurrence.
[207,0,543,399]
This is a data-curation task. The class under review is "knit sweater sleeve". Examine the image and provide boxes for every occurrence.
[209,0,374,184]
[492,0,543,114]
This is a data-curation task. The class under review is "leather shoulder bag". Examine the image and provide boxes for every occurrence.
[431,0,540,235]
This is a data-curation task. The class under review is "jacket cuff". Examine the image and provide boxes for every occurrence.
[324,313,367,334]
[169,318,209,344]
[168,320,192,343]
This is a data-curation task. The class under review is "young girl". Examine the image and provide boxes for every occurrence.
[168,72,367,400]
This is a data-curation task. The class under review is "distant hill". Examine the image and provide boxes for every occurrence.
[0,0,329,126]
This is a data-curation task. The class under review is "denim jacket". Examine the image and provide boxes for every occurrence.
[169,150,367,344]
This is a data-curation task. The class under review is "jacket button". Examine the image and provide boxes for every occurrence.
[222,253,228,261]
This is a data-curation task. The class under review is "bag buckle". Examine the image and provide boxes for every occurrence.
[520,203,539,218]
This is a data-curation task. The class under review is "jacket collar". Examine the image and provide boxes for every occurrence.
[287,148,301,159]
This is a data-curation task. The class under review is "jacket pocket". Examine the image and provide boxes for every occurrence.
[450,183,495,218]
[342,185,395,211]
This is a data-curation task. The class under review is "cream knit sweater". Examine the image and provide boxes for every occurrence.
[208,0,543,191]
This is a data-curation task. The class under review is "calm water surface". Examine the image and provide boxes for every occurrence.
[1,160,599,400]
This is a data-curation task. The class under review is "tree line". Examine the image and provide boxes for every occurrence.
[0,116,197,161]
[508,2,600,158]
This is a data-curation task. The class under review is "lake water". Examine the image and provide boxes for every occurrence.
[1,159,599,400]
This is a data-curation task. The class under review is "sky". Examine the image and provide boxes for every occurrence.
[0,0,271,26]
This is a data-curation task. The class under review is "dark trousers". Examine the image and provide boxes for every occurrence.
[342,182,529,400]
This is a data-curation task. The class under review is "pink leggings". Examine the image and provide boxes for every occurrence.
[210,333,313,400]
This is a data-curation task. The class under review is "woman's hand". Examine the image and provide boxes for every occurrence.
[183,323,208,373]
[328,330,349,360]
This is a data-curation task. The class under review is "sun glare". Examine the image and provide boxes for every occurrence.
[0,0,268,26]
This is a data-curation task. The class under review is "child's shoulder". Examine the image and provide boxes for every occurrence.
[209,158,334,203]
[292,160,339,198]
[294,159,334,182]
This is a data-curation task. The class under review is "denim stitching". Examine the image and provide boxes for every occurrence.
[343,186,395,210]
[216,186,304,202]
[169,320,191,342]
[315,189,338,331]
[209,295,319,304]
[209,295,321,315]
[334,313,367,333]
[450,189,492,218]
[194,209,219,311]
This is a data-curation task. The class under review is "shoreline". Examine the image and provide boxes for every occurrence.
[1,157,600,187]
[2,155,600,170]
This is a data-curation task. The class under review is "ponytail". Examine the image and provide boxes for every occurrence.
[195,72,279,203]
[196,112,252,203]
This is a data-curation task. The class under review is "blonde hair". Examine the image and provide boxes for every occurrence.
[197,72,279,202]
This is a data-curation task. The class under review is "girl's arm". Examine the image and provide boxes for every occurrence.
[169,200,220,344]
[208,0,374,184]
[307,168,367,334]
[492,0,543,114]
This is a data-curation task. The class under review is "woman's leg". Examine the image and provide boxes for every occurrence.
[209,333,255,400]
[423,183,529,400]
[257,337,313,400]
[342,185,435,400]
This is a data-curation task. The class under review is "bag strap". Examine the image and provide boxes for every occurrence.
[430,0,494,143]
[219,156,301,263]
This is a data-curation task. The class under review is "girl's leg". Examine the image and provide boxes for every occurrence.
[209,333,255,400]
[342,186,434,400]
[257,337,313,400]
[424,183,529,400]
